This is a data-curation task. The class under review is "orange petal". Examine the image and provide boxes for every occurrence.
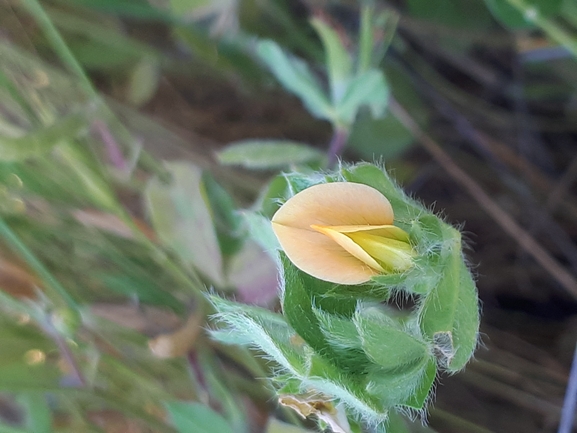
[271,182,394,231]
[272,223,378,285]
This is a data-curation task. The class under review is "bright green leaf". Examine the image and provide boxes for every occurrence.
[144,163,224,285]
[281,254,335,358]
[217,140,324,169]
[165,401,233,433]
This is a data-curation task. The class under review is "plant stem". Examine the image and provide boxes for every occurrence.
[0,217,77,309]
[20,0,98,98]
[327,126,350,168]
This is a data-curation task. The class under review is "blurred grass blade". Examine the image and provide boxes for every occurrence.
[310,18,352,103]
[0,112,87,161]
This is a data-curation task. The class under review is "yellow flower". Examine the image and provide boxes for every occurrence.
[271,182,415,285]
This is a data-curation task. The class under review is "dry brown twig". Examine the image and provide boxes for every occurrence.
[390,99,577,300]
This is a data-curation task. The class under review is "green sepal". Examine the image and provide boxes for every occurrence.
[354,306,430,371]
[418,237,479,372]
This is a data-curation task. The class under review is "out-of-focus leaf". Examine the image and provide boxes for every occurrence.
[217,140,324,170]
[484,0,563,28]
[240,211,280,253]
[335,69,389,127]
[257,40,332,121]
[202,173,243,256]
[165,401,233,433]
[126,57,159,106]
[20,394,51,433]
[348,65,426,160]
[227,240,279,306]
[0,112,86,162]
[0,363,61,391]
[144,162,224,285]
[310,18,352,103]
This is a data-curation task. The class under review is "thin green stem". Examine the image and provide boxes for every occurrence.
[504,0,577,58]
[357,5,374,75]
[20,0,98,98]
[0,217,77,309]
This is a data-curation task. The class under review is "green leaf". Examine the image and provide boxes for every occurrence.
[366,356,436,410]
[0,363,61,391]
[202,173,243,256]
[165,401,233,433]
[403,357,437,410]
[303,365,388,426]
[20,393,52,433]
[310,18,352,103]
[257,40,332,121]
[217,140,324,170]
[0,112,87,161]
[484,0,563,28]
[354,307,430,370]
[144,162,224,286]
[419,237,479,372]
[335,69,389,127]
[209,296,309,375]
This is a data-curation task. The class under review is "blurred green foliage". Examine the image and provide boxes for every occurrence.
[0,0,576,431]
